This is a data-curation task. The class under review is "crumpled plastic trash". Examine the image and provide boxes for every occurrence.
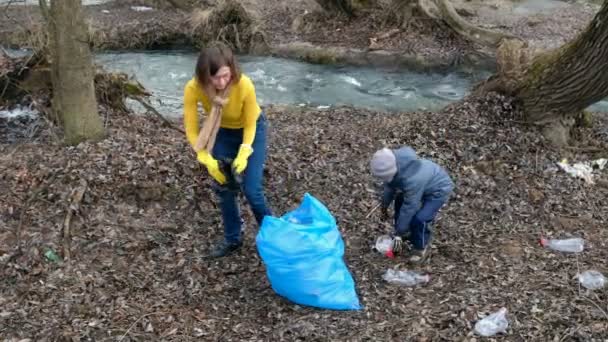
[382,269,430,286]
[373,234,395,258]
[576,270,606,290]
[557,158,607,184]
[474,307,508,337]
[44,249,61,262]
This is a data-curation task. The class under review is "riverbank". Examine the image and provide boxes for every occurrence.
[1,94,608,340]
[0,0,601,69]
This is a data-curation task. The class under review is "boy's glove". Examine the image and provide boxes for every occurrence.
[197,151,226,185]
[392,236,403,254]
[232,144,253,174]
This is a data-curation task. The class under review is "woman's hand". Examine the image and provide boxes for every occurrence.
[232,144,254,174]
[212,96,229,107]
[197,151,227,184]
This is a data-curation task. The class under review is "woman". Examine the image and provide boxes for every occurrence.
[183,42,272,258]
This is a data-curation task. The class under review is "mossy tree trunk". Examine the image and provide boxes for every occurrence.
[511,2,608,145]
[48,0,105,145]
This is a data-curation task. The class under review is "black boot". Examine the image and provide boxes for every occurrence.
[208,240,242,258]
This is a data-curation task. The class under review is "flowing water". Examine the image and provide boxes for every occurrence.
[3,48,608,119]
[94,50,494,117]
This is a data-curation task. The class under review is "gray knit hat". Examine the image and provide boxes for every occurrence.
[370,148,397,182]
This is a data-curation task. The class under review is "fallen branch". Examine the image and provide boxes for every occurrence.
[365,203,381,219]
[580,295,608,320]
[369,29,401,49]
[63,180,88,261]
[130,96,184,134]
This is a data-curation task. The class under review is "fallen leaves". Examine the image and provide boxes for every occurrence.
[0,94,607,340]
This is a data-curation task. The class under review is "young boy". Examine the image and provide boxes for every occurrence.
[370,146,454,263]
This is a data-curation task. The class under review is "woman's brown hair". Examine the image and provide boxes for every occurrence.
[195,42,241,88]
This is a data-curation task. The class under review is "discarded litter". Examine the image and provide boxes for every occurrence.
[540,237,584,253]
[374,234,395,258]
[256,193,361,310]
[576,270,606,290]
[557,158,607,184]
[382,269,430,286]
[474,307,509,337]
[44,249,61,262]
[593,158,607,170]
[131,6,154,11]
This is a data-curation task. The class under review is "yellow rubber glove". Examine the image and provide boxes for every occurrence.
[197,151,226,185]
[232,144,254,174]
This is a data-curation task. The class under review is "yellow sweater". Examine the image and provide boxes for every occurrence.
[183,74,261,150]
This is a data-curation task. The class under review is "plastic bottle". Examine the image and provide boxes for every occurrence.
[540,237,584,253]
[474,307,508,337]
[382,269,430,286]
[577,270,606,290]
[374,235,395,258]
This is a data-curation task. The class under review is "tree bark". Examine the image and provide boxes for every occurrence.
[49,0,104,145]
[511,1,608,145]
[165,0,192,11]
[314,0,356,17]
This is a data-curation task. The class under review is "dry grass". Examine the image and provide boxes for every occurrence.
[188,8,214,33]
[187,0,267,52]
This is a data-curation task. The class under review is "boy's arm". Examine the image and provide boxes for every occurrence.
[381,183,396,210]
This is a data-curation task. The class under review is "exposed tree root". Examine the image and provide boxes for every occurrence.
[386,0,520,49]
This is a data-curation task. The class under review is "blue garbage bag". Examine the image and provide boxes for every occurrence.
[256,193,361,310]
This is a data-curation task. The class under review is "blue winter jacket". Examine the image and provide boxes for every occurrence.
[382,147,454,234]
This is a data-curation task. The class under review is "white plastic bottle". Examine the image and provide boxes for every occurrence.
[474,307,509,337]
[540,237,584,253]
[382,269,430,286]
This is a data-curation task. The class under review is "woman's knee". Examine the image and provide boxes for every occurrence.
[243,182,263,202]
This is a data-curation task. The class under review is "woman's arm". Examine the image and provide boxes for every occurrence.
[241,80,261,146]
[183,82,200,150]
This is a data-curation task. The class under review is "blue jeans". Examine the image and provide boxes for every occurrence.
[395,194,448,250]
[211,112,272,244]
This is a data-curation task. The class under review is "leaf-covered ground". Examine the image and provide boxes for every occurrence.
[1,94,607,341]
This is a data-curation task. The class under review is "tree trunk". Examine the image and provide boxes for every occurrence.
[165,0,192,11]
[49,0,104,145]
[314,0,355,17]
[511,1,608,145]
